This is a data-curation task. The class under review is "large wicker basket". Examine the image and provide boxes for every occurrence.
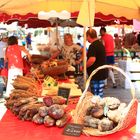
[74,65,138,136]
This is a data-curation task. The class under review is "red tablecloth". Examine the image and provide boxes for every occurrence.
[0,110,140,140]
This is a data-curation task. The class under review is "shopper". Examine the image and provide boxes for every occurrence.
[123,32,137,49]
[19,44,32,75]
[5,36,24,97]
[0,36,8,73]
[26,33,32,50]
[76,34,83,48]
[137,32,140,46]
[100,27,117,88]
[86,28,108,97]
[114,33,122,50]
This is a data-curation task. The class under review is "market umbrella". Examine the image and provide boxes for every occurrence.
[76,0,95,85]
[0,0,140,20]
[0,0,81,15]
[0,0,138,26]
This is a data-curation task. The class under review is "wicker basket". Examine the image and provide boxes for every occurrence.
[44,64,68,76]
[41,60,68,76]
[74,65,138,136]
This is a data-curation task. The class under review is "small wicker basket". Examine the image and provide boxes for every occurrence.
[74,65,138,136]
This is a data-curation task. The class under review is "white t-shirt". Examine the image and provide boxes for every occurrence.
[0,41,7,58]
[61,44,81,65]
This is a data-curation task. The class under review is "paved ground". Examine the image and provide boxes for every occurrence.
[104,86,140,104]
[103,72,140,104]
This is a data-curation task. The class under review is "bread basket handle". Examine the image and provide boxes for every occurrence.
[76,65,136,112]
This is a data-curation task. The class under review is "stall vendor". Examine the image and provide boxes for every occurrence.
[51,33,83,66]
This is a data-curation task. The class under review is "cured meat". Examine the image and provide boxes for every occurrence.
[44,115,55,127]
[43,96,53,107]
[18,102,43,120]
[52,96,66,105]
[86,105,104,118]
[32,113,44,124]
[38,106,48,117]
[98,118,114,132]
[84,116,100,129]
[90,105,104,118]
[43,96,66,106]
[48,104,65,119]
[23,103,43,121]
[56,114,71,127]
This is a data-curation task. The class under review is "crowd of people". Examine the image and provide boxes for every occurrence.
[114,31,140,50]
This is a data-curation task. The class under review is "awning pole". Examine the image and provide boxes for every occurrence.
[83,26,87,87]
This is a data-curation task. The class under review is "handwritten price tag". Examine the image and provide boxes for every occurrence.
[58,87,70,104]
[63,123,83,137]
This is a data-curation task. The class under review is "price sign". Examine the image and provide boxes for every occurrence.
[58,87,70,104]
[63,123,83,137]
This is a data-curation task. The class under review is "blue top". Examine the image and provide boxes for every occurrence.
[26,36,31,45]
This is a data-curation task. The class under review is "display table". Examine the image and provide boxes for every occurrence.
[0,110,139,140]
[42,78,82,97]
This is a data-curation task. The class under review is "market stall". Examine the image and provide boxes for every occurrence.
[0,64,138,139]
[114,47,140,89]
[1,0,140,139]
[118,59,140,89]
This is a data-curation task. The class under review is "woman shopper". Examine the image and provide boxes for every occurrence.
[5,36,24,97]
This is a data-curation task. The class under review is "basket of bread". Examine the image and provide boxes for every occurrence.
[74,65,138,136]
[41,59,68,76]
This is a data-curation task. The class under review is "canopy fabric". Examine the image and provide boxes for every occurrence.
[0,0,81,14]
[72,12,132,25]
[1,12,132,23]
[4,12,132,28]
[96,0,140,20]
[0,0,140,20]
[0,10,132,28]
[0,13,37,22]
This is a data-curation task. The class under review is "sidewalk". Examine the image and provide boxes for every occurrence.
[104,87,140,104]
